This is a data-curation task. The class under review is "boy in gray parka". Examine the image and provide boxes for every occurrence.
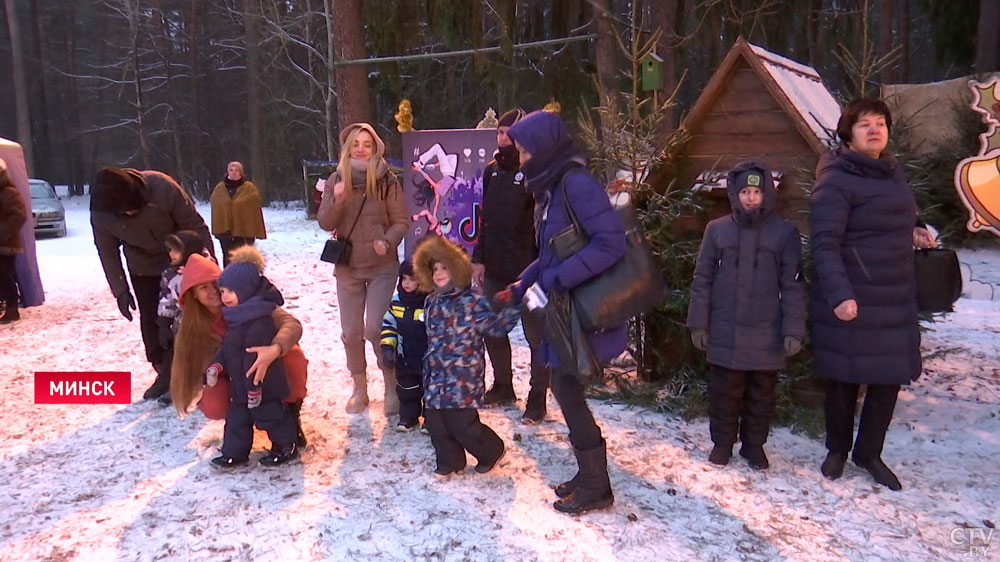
[687,161,806,470]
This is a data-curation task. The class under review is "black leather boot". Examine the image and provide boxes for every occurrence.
[853,455,902,491]
[821,451,848,480]
[143,363,170,400]
[0,305,19,323]
[554,440,614,514]
[739,444,769,470]
[521,387,547,424]
[483,384,516,406]
[708,444,732,466]
[554,472,581,498]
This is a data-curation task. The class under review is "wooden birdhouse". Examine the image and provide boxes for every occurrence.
[641,51,664,92]
[681,37,841,233]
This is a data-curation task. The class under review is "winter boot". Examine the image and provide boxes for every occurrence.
[383,369,400,416]
[259,443,300,466]
[739,444,769,470]
[554,439,614,514]
[211,455,249,469]
[143,363,171,400]
[521,387,547,424]
[288,400,307,447]
[852,455,902,491]
[821,451,848,480]
[708,444,732,466]
[483,384,516,406]
[0,305,19,323]
[346,372,369,414]
[554,472,581,498]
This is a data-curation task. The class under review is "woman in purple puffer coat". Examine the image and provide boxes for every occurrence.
[506,111,626,515]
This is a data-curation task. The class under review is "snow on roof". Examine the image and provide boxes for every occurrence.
[749,43,841,148]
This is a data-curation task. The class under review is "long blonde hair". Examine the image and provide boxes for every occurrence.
[170,290,224,416]
[337,125,383,199]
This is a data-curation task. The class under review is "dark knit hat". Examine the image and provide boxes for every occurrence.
[217,262,262,304]
[734,169,765,190]
[399,260,414,278]
[165,230,206,265]
[498,108,526,128]
[90,167,148,214]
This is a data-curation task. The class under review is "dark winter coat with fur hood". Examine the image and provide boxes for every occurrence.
[809,148,921,385]
[687,161,806,371]
[413,236,520,409]
[90,168,214,297]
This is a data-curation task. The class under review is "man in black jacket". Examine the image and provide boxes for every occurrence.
[471,109,550,423]
[90,167,215,400]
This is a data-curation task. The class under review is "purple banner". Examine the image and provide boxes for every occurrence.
[401,129,497,257]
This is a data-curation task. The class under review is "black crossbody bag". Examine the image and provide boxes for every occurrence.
[321,192,368,265]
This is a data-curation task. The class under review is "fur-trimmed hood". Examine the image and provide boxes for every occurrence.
[227,245,266,272]
[412,235,472,293]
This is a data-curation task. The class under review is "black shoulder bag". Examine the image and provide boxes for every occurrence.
[549,175,667,331]
[321,191,367,265]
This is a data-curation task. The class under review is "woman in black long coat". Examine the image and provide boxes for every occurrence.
[809,97,936,491]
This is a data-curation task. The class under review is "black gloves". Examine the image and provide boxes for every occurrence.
[381,345,397,370]
[117,291,136,321]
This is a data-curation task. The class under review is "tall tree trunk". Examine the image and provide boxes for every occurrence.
[879,0,894,84]
[650,0,680,128]
[330,0,372,132]
[245,0,267,201]
[594,0,617,104]
[976,0,1000,72]
[124,1,152,169]
[28,0,50,179]
[898,0,910,82]
[323,0,337,159]
[4,0,35,174]
[188,0,207,195]
[65,2,84,195]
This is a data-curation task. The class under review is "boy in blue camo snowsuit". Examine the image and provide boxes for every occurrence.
[412,236,521,477]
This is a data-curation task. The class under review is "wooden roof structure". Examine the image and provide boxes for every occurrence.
[680,37,842,230]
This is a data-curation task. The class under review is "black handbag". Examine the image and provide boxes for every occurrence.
[544,291,603,382]
[550,175,667,331]
[320,191,367,265]
[914,248,962,313]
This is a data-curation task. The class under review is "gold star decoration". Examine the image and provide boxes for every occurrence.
[971,80,1000,125]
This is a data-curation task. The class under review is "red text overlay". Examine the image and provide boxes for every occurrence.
[34,372,131,404]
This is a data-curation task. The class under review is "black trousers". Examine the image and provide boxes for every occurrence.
[395,364,424,424]
[217,235,255,267]
[423,408,503,472]
[221,399,298,460]
[482,277,550,391]
[130,273,165,367]
[824,380,900,461]
[550,363,604,451]
[0,255,18,308]
[708,365,777,447]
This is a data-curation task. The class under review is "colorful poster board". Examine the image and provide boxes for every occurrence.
[401,129,497,257]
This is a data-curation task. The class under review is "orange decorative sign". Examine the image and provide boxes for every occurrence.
[955,79,1000,236]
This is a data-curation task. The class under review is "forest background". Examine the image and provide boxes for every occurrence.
[0,0,995,202]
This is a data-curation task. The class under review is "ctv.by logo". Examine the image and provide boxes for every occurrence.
[951,526,994,558]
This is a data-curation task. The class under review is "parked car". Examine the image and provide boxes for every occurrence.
[29,179,67,238]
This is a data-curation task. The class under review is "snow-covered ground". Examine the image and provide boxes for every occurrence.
[0,196,998,561]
